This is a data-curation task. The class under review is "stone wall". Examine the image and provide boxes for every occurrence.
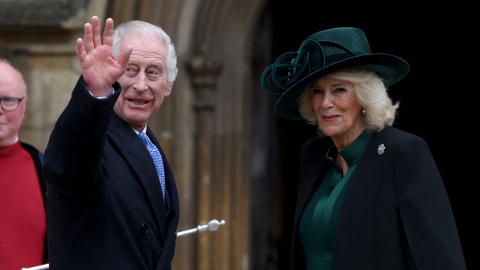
[0,0,107,150]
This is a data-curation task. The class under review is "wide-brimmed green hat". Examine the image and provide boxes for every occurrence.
[261,27,409,120]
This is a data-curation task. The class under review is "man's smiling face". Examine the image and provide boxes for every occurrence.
[114,35,172,132]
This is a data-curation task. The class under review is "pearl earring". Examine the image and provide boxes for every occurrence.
[362,105,367,114]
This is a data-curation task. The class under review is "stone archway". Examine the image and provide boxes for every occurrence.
[106,1,270,270]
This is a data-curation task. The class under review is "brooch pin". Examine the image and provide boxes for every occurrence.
[377,144,386,155]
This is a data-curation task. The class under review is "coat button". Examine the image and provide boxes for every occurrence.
[141,223,149,234]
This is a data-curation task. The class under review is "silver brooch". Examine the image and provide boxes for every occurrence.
[377,144,386,155]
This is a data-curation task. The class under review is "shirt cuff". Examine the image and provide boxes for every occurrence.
[87,86,115,99]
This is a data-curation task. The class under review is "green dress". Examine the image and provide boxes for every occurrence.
[299,131,372,270]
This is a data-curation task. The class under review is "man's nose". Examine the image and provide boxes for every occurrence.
[134,71,148,91]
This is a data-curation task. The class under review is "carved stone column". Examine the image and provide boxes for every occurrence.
[186,57,222,270]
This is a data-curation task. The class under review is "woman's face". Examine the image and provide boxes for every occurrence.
[310,73,365,147]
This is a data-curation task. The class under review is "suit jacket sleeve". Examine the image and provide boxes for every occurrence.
[44,75,121,190]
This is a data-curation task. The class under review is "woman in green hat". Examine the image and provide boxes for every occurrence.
[261,27,466,270]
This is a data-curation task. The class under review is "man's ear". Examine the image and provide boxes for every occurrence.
[164,83,173,97]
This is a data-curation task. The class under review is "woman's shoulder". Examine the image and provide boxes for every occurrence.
[375,126,430,155]
[377,126,427,144]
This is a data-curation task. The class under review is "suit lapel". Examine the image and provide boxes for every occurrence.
[342,130,387,205]
[294,138,330,227]
[108,114,167,240]
[145,129,180,270]
[146,129,179,217]
[333,130,391,267]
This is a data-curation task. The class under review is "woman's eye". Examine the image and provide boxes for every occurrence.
[335,87,346,93]
[312,88,322,94]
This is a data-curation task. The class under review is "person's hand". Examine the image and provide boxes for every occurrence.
[76,16,132,97]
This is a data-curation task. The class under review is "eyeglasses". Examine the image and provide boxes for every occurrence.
[0,96,25,111]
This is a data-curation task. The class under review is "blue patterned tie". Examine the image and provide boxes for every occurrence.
[138,132,166,200]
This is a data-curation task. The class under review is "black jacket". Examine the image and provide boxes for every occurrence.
[44,76,180,270]
[291,126,466,270]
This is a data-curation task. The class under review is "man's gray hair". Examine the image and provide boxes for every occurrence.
[112,20,178,85]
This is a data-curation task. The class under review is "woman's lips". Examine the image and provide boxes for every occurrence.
[322,114,340,121]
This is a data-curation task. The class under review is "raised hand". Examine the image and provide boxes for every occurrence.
[76,16,132,97]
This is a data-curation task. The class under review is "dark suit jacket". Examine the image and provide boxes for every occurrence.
[44,76,180,270]
[291,126,466,270]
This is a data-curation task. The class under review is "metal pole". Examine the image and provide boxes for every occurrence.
[177,219,226,237]
[21,219,226,270]
[21,264,49,270]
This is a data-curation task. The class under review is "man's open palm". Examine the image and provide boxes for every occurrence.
[76,16,132,97]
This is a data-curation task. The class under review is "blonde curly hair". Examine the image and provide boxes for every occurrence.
[297,69,399,133]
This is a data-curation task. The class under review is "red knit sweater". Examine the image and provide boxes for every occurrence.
[0,141,46,270]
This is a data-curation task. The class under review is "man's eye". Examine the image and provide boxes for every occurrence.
[125,67,138,77]
[146,69,161,78]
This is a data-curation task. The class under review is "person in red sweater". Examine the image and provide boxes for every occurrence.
[0,59,47,270]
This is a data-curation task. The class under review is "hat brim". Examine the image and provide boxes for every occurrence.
[274,53,409,120]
